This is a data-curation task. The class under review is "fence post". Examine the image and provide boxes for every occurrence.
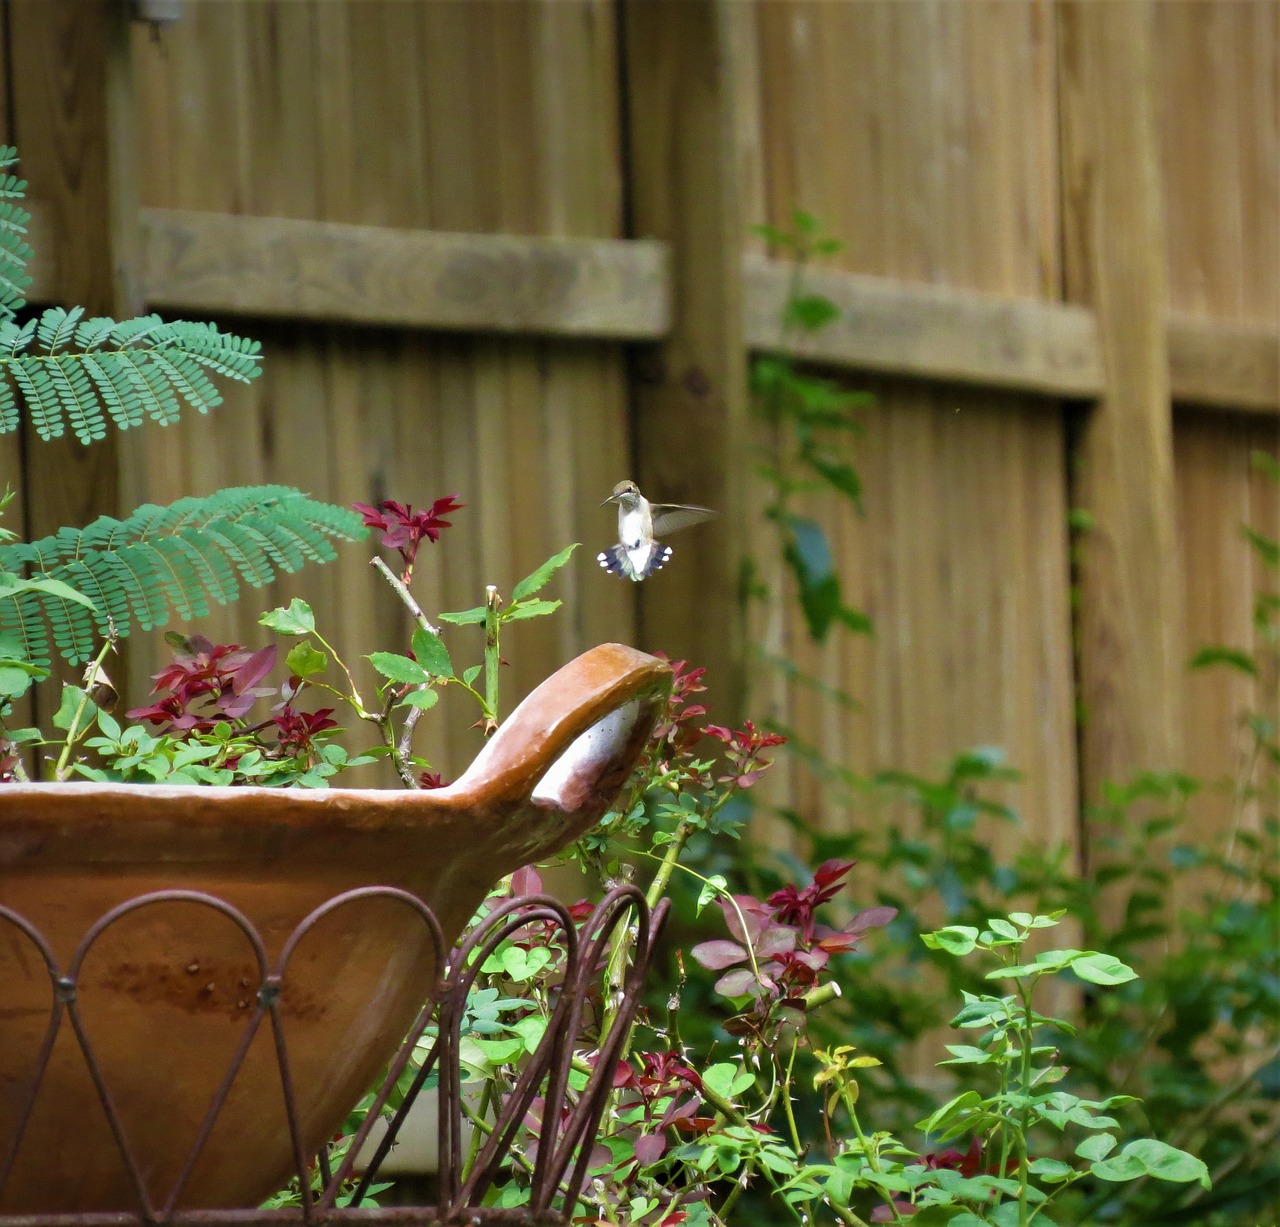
[621,0,750,715]
[1058,0,1183,803]
[6,0,140,718]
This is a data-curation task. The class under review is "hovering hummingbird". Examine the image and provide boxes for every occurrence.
[597,480,717,581]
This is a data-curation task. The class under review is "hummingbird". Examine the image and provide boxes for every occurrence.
[597,480,717,581]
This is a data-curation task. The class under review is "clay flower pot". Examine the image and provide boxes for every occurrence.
[0,643,670,1214]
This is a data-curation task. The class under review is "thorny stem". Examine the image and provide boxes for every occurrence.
[483,585,501,732]
[1016,979,1037,1226]
[780,1037,804,1156]
[370,554,446,778]
[837,1086,896,1226]
[644,818,697,912]
[598,815,702,1087]
[371,556,441,634]
[396,705,425,786]
[311,626,368,718]
[52,637,114,780]
[461,1080,494,1182]
[712,1172,748,1222]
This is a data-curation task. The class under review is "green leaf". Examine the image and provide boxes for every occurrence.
[1069,952,1138,985]
[1091,1139,1210,1189]
[912,1210,966,1227]
[987,917,1020,940]
[804,450,863,506]
[1188,645,1257,676]
[916,1090,983,1138]
[783,293,840,333]
[473,1036,524,1064]
[782,515,839,641]
[401,688,439,712]
[0,662,42,698]
[1243,525,1280,566]
[939,1044,994,1066]
[1027,1157,1074,1183]
[0,575,97,608]
[696,874,727,916]
[259,597,315,636]
[703,1062,755,1099]
[439,605,486,625]
[1076,1134,1117,1161]
[922,926,980,956]
[411,626,453,678]
[368,652,430,685]
[463,664,481,686]
[503,598,561,621]
[499,945,552,983]
[51,684,95,731]
[511,543,578,601]
[285,641,327,678]
[511,1013,547,1053]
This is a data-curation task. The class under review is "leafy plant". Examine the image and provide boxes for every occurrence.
[0,486,362,669]
[0,145,363,716]
[26,498,580,790]
[781,913,1207,1226]
[748,210,871,644]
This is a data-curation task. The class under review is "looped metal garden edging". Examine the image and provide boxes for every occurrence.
[0,883,669,1227]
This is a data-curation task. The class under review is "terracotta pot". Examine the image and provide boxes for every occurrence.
[0,643,669,1214]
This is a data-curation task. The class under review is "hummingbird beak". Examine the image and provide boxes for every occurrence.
[600,493,619,507]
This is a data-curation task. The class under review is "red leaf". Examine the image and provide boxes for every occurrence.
[510,865,543,896]
[633,1131,667,1168]
[714,967,760,998]
[756,925,799,958]
[689,939,747,970]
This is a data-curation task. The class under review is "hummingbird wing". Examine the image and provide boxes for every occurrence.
[650,503,718,536]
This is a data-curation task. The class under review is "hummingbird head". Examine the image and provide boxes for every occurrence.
[601,480,641,509]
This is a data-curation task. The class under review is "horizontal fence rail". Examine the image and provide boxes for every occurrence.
[23,206,1278,413]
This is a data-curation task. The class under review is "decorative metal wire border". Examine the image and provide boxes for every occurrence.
[0,885,669,1227]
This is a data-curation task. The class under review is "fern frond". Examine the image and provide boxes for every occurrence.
[0,152,31,322]
[0,587,46,667]
[1,313,263,443]
[0,487,366,665]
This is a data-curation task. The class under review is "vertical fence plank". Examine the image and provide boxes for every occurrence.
[622,0,750,712]
[1158,2,1280,824]
[1058,0,1183,800]
[6,0,138,724]
[127,0,634,782]
[750,0,1077,850]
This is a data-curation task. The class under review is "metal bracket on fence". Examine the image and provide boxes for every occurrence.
[0,885,669,1227]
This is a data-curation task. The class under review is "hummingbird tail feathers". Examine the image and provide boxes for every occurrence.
[597,542,673,581]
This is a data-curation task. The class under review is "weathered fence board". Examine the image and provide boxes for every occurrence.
[1159,1,1280,809]
[140,210,670,339]
[1,0,1274,858]
[126,0,635,779]
[1059,0,1185,802]
[750,0,1080,851]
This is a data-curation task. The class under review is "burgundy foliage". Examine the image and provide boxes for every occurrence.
[127,635,278,732]
[702,719,787,790]
[691,859,896,1027]
[353,495,463,581]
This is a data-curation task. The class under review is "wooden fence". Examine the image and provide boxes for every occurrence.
[3,0,1277,862]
